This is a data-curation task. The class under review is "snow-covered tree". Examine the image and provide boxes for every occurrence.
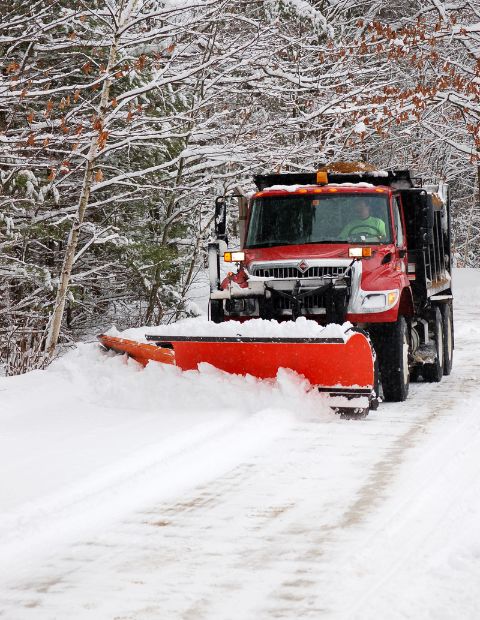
[2,0,479,373]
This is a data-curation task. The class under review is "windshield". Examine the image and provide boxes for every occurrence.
[245,193,392,248]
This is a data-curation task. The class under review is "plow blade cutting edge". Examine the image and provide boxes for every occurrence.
[98,331,377,418]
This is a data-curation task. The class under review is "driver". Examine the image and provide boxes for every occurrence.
[339,198,386,241]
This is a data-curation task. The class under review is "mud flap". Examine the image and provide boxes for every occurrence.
[98,330,376,417]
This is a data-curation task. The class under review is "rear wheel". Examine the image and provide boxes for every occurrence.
[441,301,454,375]
[379,316,410,402]
[422,306,444,382]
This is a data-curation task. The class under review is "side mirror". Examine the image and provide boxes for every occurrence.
[214,197,228,242]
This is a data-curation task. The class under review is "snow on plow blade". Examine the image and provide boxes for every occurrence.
[98,330,377,418]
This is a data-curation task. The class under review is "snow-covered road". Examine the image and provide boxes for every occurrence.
[1,269,480,619]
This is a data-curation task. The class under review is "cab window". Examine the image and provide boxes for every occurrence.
[393,196,405,246]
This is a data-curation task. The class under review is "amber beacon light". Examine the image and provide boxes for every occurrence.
[224,251,245,262]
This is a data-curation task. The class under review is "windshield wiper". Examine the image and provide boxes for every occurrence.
[302,240,338,244]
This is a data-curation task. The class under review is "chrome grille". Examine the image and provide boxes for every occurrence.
[275,295,325,310]
[252,265,347,279]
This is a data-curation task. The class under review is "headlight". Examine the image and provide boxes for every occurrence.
[362,293,386,309]
[349,247,372,258]
[349,289,399,314]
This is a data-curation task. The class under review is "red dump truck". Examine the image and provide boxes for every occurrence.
[208,168,453,403]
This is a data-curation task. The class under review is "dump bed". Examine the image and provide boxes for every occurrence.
[399,184,451,305]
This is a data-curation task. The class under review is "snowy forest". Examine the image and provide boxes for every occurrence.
[1,0,479,375]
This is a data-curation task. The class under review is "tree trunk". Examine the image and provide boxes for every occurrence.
[45,14,124,356]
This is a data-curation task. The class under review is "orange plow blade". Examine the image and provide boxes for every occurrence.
[99,330,377,418]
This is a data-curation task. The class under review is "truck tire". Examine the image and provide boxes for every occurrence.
[422,306,444,382]
[380,316,410,402]
[210,300,224,323]
[441,301,454,375]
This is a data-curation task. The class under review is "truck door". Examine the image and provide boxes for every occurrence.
[393,195,407,274]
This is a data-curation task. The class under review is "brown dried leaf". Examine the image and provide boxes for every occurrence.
[6,62,19,74]
[94,169,103,182]
[97,130,109,150]
[135,54,147,70]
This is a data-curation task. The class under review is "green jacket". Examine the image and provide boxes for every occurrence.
[339,216,386,241]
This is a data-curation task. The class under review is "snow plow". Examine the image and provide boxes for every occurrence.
[100,164,453,418]
[99,325,378,418]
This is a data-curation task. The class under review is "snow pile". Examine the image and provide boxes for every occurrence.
[262,182,381,191]
[67,342,328,414]
[262,184,316,192]
[106,317,354,342]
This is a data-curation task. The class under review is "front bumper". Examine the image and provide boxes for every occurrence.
[212,258,400,324]
[212,275,350,321]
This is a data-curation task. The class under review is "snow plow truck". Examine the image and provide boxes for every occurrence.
[100,166,453,418]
